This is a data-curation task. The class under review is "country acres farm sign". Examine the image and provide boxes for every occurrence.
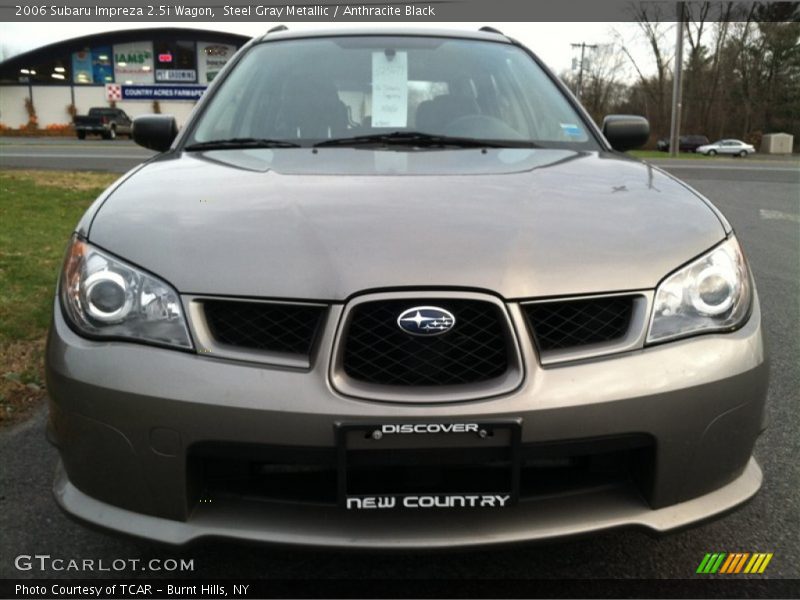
[106,83,206,101]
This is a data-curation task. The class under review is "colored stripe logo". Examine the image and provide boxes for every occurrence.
[697,553,773,574]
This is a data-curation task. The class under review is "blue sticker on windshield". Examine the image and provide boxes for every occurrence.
[560,123,583,138]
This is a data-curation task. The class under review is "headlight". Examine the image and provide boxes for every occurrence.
[647,236,752,344]
[59,236,193,349]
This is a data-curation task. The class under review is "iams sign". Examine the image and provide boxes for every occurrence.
[115,52,152,64]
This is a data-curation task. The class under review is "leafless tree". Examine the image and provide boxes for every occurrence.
[562,43,629,123]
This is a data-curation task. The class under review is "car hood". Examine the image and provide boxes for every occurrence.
[88,148,726,300]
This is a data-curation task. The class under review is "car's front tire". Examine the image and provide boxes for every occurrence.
[708,149,717,156]
[739,150,748,157]
[77,131,85,140]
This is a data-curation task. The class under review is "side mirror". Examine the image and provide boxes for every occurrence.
[132,115,178,152]
[602,115,650,152]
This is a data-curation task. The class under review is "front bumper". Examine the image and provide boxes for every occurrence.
[46,296,768,548]
[53,457,762,548]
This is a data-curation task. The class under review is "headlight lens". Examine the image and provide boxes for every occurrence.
[60,237,193,349]
[647,236,752,343]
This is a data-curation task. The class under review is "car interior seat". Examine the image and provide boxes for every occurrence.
[275,79,349,139]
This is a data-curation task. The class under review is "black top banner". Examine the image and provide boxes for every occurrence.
[2,0,799,22]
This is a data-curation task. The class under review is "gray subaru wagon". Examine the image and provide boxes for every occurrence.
[46,28,768,548]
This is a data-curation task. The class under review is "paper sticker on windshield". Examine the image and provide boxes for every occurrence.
[372,51,408,128]
[560,123,583,138]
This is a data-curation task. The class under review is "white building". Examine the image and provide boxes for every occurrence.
[0,27,249,130]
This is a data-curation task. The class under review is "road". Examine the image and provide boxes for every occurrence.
[0,137,798,176]
[0,141,798,588]
[0,137,155,172]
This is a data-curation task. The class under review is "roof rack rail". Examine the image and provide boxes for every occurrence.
[266,25,288,34]
[479,26,504,35]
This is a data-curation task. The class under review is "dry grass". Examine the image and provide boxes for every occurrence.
[1,169,118,192]
[0,338,46,426]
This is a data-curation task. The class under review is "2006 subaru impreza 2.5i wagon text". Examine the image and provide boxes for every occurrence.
[46,28,768,548]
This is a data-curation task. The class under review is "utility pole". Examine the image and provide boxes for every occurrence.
[571,42,598,100]
[668,2,686,157]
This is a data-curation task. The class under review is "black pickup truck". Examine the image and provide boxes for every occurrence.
[73,107,133,140]
[655,134,710,153]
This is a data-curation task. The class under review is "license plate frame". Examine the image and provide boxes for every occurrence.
[334,419,522,510]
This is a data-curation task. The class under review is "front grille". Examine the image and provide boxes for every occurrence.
[342,299,509,386]
[523,296,634,351]
[203,300,325,355]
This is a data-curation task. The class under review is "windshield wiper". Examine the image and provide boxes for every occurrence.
[314,131,537,149]
[184,138,302,151]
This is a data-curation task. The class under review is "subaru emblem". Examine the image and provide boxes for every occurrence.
[397,306,456,336]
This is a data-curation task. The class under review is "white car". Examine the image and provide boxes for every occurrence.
[697,139,756,157]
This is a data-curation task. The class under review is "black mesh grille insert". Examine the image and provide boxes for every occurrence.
[203,300,325,355]
[523,296,634,351]
[342,299,509,386]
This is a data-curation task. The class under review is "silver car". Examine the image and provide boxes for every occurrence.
[697,139,757,157]
[46,28,768,548]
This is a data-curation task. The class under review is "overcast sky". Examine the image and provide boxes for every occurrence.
[0,21,660,80]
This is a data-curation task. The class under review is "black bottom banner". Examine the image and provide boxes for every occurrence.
[3,578,800,599]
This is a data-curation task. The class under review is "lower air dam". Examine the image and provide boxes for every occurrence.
[347,494,511,509]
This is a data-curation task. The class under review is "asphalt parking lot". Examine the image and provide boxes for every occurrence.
[0,140,798,585]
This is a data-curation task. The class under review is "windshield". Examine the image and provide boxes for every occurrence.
[187,36,599,150]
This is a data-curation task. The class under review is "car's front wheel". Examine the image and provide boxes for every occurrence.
[739,150,748,157]
[76,131,85,140]
[707,149,717,156]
